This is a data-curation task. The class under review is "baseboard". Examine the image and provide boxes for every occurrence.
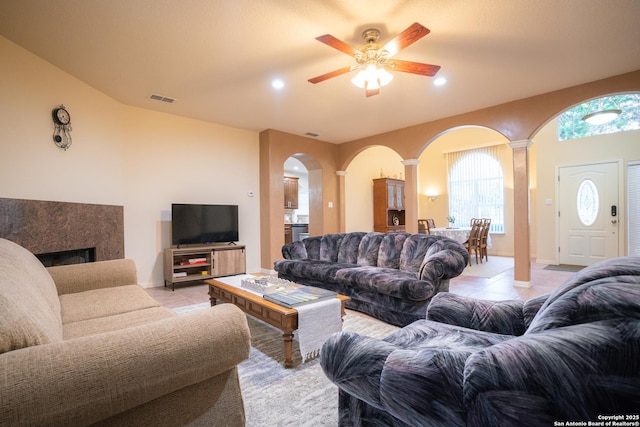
[514,280,532,288]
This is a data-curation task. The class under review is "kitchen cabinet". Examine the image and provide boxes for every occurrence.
[284,177,299,209]
[284,224,292,244]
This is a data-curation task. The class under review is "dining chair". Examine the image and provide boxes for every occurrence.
[426,218,436,229]
[478,218,491,262]
[418,219,429,234]
[463,221,481,265]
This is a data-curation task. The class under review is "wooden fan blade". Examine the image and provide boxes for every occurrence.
[383,22,430,57]
[388,59,441,76]
[365,88,380,97]
[308,66,353,84]
[315,34,359,57]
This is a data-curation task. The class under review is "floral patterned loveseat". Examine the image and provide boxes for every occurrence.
[274,232,468,327]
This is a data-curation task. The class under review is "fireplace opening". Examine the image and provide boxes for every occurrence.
[36,247,96,267]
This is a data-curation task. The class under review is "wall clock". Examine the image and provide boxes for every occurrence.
[52,104,72,150]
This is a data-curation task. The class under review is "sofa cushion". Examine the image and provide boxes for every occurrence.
[334,266,435,301]
[379,321,513,426]
[320,233,345,262]
[59,284,161,324]
[304,236,322,259]
[63,307,176,339]
[0,238,63,354]
[399,234,436,273]
[275,259,359,283]
[356,232,384,266]
[377,233,409,269]
[337,232,366,264]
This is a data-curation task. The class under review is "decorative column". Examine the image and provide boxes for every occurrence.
[402,159,420,234]
[509,140,532,287]
[336,171,347,232]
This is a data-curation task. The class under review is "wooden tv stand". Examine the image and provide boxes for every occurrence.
[163,244,246,290]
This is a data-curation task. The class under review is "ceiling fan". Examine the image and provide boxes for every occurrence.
[308,22,441,97]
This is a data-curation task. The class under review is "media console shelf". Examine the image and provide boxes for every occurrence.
[164,244,246,290]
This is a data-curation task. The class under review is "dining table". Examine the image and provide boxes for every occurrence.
[430,226,492,248]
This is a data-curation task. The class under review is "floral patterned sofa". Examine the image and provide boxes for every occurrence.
[274,232,468,327]
[320,256,640,426]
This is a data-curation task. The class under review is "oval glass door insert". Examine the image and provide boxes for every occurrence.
[577,179,599,226]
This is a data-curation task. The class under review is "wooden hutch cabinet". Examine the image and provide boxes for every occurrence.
[284,176,299,209]
[373,178,406,233]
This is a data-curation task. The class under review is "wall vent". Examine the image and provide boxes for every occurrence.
[148,94,176,103]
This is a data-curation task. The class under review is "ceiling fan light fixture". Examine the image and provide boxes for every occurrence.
[351,70,367,88]
[351,65,393,90]
[378,68,394,86]
[581,109,622,125]
[310,23,438,97]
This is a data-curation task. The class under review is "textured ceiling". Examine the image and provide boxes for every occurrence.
[1,0,639,143]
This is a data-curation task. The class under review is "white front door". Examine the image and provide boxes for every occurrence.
[558,162,619,266]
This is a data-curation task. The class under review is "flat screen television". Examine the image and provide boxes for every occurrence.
[171,204,239,246]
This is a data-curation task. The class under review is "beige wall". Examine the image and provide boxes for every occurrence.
[0,35,261,286]
[0,36,125,206]
[122,106,259,285]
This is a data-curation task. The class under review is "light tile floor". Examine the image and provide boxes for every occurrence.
[146,259,574,309]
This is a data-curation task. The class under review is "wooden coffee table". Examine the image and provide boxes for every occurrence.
[207,276,350,368]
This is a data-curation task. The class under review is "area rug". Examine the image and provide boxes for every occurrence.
[174,303,399,426]
[459,256,514,278]
[543,264,584,272]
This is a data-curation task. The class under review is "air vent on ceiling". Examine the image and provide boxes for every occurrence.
[148,94,176,103]
[304,132,319,138]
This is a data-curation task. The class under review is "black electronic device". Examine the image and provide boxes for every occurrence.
[611,205,617,217]
[171,203,239,246]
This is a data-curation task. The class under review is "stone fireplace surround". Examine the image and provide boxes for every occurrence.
[0,198,124,265]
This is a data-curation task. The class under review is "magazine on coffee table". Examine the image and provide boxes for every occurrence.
[263,285,337,308]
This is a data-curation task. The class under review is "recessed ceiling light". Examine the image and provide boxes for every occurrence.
[433,76,447,87]
[271,79,285,89]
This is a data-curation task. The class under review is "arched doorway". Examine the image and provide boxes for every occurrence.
[284,156,310,242]
[344,146,404,232]
[531,93,640,265]
[418,127,514,257]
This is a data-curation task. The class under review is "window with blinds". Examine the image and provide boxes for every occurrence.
[628,162,640,256]
[447,145,505,233]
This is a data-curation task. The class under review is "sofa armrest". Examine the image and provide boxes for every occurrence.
[418,239,468,290]
[464,319,640,423]
[48,258,138,295]
[426,293,528,335]
[281,240,307,259]
[320,331,398,409]
[0,304,251,426]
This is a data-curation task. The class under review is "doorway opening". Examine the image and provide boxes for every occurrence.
[284,156,310,243]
